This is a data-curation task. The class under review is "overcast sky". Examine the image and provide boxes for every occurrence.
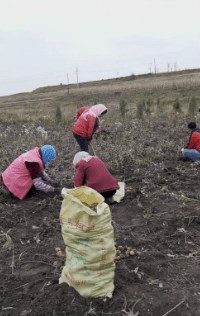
[0,0,200,97]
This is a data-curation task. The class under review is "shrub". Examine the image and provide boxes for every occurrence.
[136,100,145,119]
[119,98,128,117]
[55,105,62,123]
[157,100,166,119]
[188,96,197,117]
[146,97,153,113]
[173,98,181,113]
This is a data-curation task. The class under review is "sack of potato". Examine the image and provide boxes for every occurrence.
[59,186,116,298]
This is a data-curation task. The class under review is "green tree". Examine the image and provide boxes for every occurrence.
[119,98,128,117]
[188,96,197,117]
[146,97,153,113]
[136,99,145,119]
[173,98,181,113]
[55,105,62,123]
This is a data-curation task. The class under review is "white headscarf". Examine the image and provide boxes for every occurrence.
[73,151,93,166]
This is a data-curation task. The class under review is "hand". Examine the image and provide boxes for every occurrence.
[181,148,184,153]
[54,188,62,195]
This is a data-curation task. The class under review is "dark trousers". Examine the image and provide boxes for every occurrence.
[100,190,116,199]
[73,133,89,152]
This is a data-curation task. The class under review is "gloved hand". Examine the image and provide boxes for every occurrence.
[54,188,62,195]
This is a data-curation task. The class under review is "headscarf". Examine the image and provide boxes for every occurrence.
[76,107,89,120]
[41,145,56,169]
[82,104,107,120]
[73,151,93,166]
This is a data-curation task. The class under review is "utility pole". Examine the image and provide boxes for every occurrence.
[67,73,69,95]
[154,59,156,73]
[167,63,170,72]
[76,67,79,88]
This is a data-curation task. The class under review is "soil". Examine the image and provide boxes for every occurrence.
[1,120,200,316]
[1,160,200,316]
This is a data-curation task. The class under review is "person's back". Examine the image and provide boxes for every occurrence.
[74,157,119,193]
[72,104,107,151]
[1,145,61,200]
[188,131,200,151]
[76,107,89,120]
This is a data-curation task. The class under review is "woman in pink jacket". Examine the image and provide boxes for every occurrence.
[1,145,62,200]
[72,104,107,152]
[73,151,119,200]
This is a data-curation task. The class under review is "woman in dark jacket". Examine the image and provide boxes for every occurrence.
[73,151,119,199]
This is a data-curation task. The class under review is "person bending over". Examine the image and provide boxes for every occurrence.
[72,104,107,152]
[73,151,119,200]
[1,145,62,200]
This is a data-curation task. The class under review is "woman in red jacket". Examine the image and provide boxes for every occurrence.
[73,151,119,200]
[182,122,200,164]
[76,107,89,120]
[72,104,107,152]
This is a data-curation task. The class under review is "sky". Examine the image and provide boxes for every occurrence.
[0,0,200,97]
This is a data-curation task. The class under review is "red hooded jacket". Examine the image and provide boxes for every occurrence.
[76,107,89,120]
[72,104,107,141]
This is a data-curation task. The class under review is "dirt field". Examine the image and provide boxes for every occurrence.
[1,115,200,316]
[1,69,200,315]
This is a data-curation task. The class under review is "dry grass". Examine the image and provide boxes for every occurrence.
[0,69,200,125]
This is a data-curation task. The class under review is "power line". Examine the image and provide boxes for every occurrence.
[0,66,130,85]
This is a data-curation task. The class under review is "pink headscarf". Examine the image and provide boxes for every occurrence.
[82,104,107,120]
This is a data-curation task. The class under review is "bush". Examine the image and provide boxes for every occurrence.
[136,100,145,119]
[173,98,181,113]
[157,99,166,119]
[55,105,62,123]
[119,98,128,117]
[146,97,153,113]
[188,96,197,117]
